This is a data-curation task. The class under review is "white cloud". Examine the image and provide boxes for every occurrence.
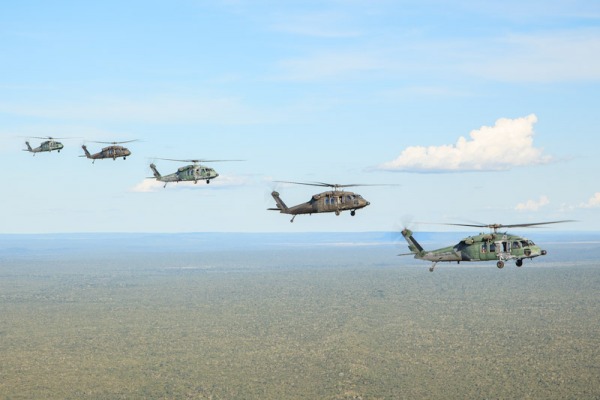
[378,114,552,172]
[515,195,550,212]
[130,174,253,193]
[580,192,600,208]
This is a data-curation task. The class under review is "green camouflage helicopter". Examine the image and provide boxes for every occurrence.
[401,221,573,272]
[269,181,379,223]
[149,158,242,187]
[81,140,136,163]
[23,137,65,155]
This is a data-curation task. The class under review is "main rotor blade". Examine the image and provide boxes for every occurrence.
[157,158,244,163]
[91,139,138,144]
[443,220,575,230]
[31,136,74,140]
[274,181,398,189]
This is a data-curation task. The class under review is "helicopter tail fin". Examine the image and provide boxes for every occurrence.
[24,141,33,152]
[401,228,424,254]
[81,145,91,158]
[269,191,289,213]
[149,163,161,179]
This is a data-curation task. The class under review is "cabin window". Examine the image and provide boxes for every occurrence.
[481,243,487,253]
[489,243,496,252]
[512,241,520,249]
[325,198,329,205]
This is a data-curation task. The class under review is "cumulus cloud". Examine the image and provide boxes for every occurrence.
[580,192,600,208]
[378,114,552,172]
[515,195,550,212]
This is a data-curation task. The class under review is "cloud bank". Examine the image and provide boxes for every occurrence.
[515,195,550,212]
[580,192,600,209]
[379,114,552,172]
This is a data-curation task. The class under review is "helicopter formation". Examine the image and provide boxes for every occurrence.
[22,137,573,271]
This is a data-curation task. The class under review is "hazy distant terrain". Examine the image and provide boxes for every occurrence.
[1,232,599,399]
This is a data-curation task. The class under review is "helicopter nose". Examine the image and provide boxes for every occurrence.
[366,201,371,206]
[541,249,547,256]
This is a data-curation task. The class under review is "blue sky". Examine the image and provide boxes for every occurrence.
[1,0,599,233]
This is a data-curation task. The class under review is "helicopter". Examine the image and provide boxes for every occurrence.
[149,158,243,187]
[268,181,380,223]
[23,137,65,155]
[400,221,574,272]
[80,140,136,163]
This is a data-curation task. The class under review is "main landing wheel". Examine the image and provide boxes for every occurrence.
[335,210,340,216]
[497,261,505,269]
[351,210,356,216]
[206,180,210,184]
[516,259,523,267]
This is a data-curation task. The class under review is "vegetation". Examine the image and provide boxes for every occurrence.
[1,246,599,399]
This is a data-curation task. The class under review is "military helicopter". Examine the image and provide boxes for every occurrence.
[23,137,66,155]
[268,181,383,223]
[80,140,136,163]
[400,221,574,272]
[149,158,243,187]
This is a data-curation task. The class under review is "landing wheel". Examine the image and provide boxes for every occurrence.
[123,157,126,160]
[429,266,435,272]
[206,180,210,184]
[497,261,504,269]
[516,259,523,267]
[335,210,340,216]
[351,210,356,216]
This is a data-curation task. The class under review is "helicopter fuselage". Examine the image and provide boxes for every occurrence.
[402,229,548,270]
[149,163,219,187]
[24,140,64,154]
[81,145,131,162]
[270,190,370,221]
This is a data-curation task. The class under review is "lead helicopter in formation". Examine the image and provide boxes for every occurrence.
[23,137,66,155]
[400,221,574,272]
[149,158,243,187]
[268,181,392,223]
[80,140,136,163]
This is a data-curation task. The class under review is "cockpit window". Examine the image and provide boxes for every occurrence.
[528,240,535,246]
[521,241,529,247]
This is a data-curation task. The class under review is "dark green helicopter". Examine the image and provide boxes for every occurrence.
[269,181,383,223]
[401,221,573,272]
[80,140,136,163]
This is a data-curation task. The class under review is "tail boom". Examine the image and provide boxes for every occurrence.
[269,191,289,213]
